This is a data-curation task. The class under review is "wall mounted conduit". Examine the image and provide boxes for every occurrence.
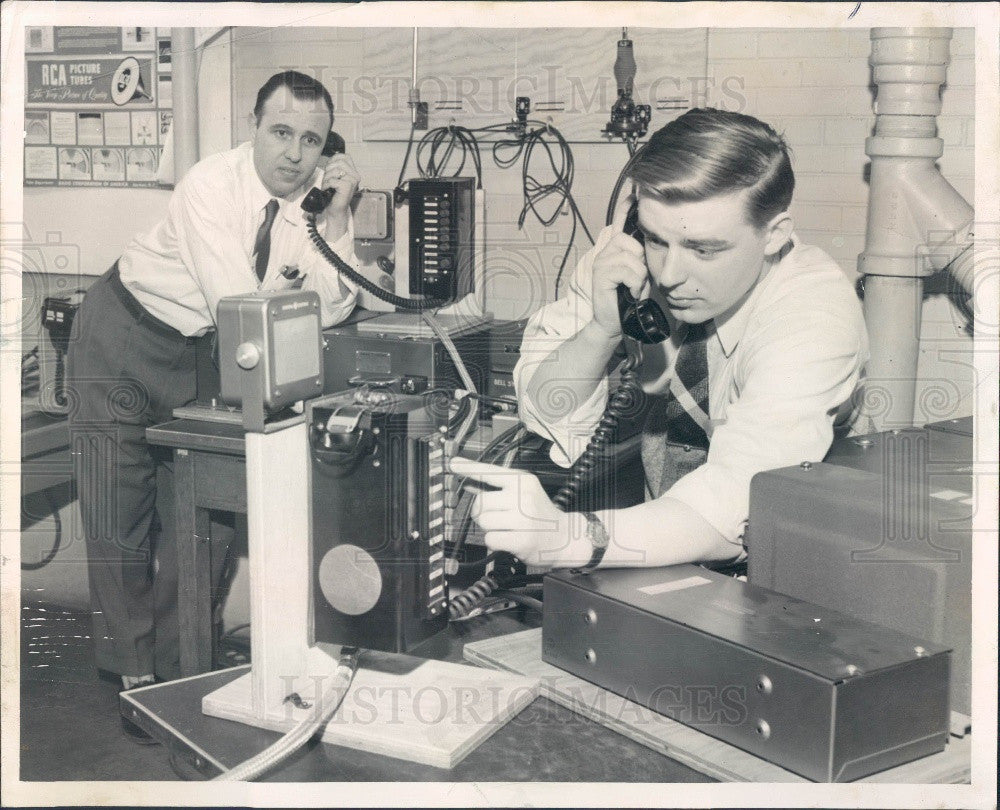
[860,27,974,430]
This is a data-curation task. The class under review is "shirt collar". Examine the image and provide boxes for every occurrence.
[712,234,797,358]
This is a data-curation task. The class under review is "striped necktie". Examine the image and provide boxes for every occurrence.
[641,321,712,498]
[253,198,279,283]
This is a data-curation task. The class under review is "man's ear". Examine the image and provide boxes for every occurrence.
[763,211,794,255]
[248,113,259,143]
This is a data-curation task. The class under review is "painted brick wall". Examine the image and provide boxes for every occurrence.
[705,27,974,276]
[703,27,975,425]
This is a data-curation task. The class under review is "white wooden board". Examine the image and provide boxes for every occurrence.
[203,654,538,770]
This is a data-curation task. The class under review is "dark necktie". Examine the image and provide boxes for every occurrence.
[252,199,279,283]
[641,321,712,498]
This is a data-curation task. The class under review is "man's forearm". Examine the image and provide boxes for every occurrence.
[543,496,736,570]
[524,320,621,423]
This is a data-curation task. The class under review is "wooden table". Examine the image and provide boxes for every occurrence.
[21,404,72,498]
[146,418,247,676]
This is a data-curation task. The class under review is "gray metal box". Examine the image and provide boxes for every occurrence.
[543,565,950,782]
[217,290,323,412]
[750,423,972,718]
[322,320,490,395]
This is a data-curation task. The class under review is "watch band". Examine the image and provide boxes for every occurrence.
[579,511,609,572]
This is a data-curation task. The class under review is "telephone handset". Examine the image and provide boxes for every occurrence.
[301,131,347,215]
[549,203,670,513]
[298,132,447,311]
[617,203,670,345]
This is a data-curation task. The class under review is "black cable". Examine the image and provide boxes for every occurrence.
[491,590,544,613]
[551,352,642,513]
[22,347,40,396]
[460,391,519,409]
[414,125,484,188]
[447,425,543,619]
[605,140,648,226]
[21,488,63,571]
[446,422,527,569]
[448,572,500,620]
[396,120,418,191]
[454,549,501,571]
[488,120,595,300]
[304,215,448,310]
[495,573,545,589]
[446,394,474,434]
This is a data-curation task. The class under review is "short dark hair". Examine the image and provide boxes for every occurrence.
[628,108,794,230]
[253,70,334,128]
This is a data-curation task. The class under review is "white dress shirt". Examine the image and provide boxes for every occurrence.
[119,141,359,336]
[515,224,869,551]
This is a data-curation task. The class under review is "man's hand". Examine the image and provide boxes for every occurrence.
[449,457,582,569]
[590,231,649,340]
[320,153,361,238]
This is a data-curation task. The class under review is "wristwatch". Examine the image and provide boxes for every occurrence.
[578,511,609,572]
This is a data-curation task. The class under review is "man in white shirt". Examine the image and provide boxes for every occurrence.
[67,71,360,722]
[451,108,868,573]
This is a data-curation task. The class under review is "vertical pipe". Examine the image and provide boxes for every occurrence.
[862,276,924,428]
[860,28,973,430]
[171,28,200,181]
[410,28,420,125]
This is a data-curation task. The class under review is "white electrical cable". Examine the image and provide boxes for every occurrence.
[213,647,361,782]
[420,311,479,450]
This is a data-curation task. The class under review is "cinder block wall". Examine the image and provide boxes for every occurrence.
[704,28,975,425]
[227,26,976,424]
[706,28,974,275]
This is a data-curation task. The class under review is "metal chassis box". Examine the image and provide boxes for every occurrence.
[543,565,950,782]
[750,424,973,718]
[217,290,323,413]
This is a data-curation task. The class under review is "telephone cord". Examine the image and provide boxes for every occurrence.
[305,215,448,311]
[551,352,642,512]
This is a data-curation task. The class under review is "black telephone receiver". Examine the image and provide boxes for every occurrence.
[301,131,347,215]
[617,203,670,344]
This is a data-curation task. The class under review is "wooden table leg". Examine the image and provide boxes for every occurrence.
[175,448,214,676]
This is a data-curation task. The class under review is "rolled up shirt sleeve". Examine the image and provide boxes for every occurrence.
[514,227,618,467]
[667,306,868,549]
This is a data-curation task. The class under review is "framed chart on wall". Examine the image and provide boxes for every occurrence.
[23,26,173,188]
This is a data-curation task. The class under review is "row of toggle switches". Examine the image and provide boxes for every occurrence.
[425,440,447,618]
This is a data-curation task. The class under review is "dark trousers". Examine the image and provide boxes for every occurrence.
[67,265,206,679]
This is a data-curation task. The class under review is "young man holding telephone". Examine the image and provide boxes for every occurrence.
[451,108,868,571]
[67,71,360,731]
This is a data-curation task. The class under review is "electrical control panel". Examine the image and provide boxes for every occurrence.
[407,177,477,303]
[322,318,491,396]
